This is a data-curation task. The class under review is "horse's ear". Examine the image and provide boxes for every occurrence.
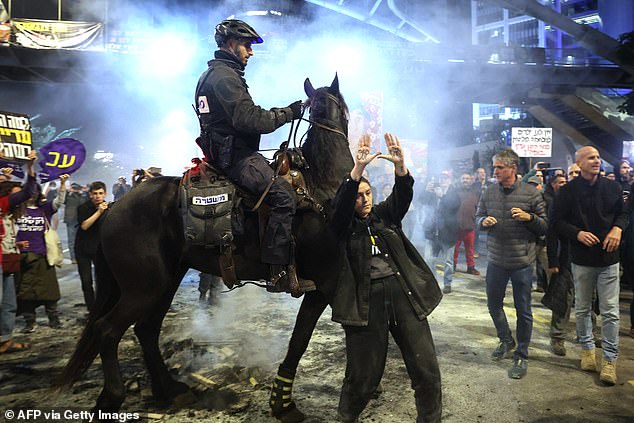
[304,78,316,98]
[328,73,340,95]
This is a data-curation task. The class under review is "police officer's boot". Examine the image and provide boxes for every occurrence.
[269,264,297,295]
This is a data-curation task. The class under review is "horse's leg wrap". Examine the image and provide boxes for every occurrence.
[269,370,305,423]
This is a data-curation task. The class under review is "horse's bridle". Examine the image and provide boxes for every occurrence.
[301,92,348,140]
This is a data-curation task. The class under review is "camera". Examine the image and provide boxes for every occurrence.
[133,168,144,176]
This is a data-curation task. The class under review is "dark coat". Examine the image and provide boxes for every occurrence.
[551,176,630,267]
[194,50,294,165]
[329,173,442,326]
[16,252,60,302]
[75,201,108,258]
[541,266,573,316]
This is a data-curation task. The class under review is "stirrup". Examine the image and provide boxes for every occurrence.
[268,264,307,297]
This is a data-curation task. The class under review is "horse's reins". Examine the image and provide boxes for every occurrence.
[251,93,346,212]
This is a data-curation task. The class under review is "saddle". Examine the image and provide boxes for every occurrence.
[179,146,321,292]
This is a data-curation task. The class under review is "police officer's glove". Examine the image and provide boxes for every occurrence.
[287,100,303,121]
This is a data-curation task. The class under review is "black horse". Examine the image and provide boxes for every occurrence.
[58,75,352,421]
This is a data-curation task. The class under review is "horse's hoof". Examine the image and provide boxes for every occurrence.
[172,390,197,407]
[272,401,306,423]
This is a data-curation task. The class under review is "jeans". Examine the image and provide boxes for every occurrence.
[434,243,454,288]
[486,263,533,359]
[65,222,78,261]
[571,263,620,361]
[0,273,17,342]
[339,277,442,423]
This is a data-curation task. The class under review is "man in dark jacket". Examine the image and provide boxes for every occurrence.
[542,173,571,356]
[551,146,630,386]
[194,19,305,295]
[63,182,87,264]
[476,148,547,379]
[330,133,442,423]
[75,181,108,312]
[422,171,459,293]
[111,176,131,201]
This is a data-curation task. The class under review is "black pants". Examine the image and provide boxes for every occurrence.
[339,276,442,423]
[227,152,295,265]
[20,299,59,323]
[76,253,95,311]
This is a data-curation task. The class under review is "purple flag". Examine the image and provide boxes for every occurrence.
[38,138,86,183]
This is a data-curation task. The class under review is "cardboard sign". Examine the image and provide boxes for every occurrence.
[511,127,552,157]
[0,111,33,161]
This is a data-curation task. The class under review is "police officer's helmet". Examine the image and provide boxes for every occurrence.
[214,19,263,47]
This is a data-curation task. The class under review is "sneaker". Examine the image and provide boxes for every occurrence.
[580,348,597,372]
[466,267,480,276]
[491,339,516,361]
[442,285,452,294]
[473,251,480,258]
[550,339,566,356]
[599,359,617,386]
[508,358,528,379]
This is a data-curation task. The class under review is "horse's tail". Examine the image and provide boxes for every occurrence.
[56,243,120,388]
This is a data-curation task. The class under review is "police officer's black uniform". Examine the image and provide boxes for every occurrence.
[194,20,302,290]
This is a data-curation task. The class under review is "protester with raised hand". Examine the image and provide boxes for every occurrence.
[330,132,442,423]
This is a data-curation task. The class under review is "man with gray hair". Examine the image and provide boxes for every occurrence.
[476,148,547,379]
[551,146,630,385]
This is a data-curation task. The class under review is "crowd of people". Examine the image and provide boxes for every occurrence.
[0,164,163,354]
[413,149,634,386]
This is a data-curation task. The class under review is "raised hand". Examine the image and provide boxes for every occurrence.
[378,132,407,176]
[351,134,381,181]
[355,134,380,166]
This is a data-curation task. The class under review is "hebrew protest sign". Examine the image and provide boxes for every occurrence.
[511,127,552,157]
[38,138,86,182]
[0,111,33,161]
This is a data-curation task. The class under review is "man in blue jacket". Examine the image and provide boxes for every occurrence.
[330,133,442,423]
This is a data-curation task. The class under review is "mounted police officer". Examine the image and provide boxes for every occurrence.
[194,19,307,295]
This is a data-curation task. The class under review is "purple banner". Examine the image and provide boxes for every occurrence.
[38,138,86,183]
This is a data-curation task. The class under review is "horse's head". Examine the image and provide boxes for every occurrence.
[304,74,349,137]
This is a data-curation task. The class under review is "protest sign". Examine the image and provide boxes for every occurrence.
[511,127,552,157]
[0,111,33,161]
[38,138,86,182]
